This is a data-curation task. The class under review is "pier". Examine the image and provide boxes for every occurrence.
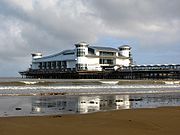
[19,64,180,79]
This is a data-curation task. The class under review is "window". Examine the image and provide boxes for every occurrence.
[57,61,61,69]
[77,49,85,57]
[62,61,67,68]
[48,62,51,69]
[38,62,42,69]
[119,48,129,51]
[76,64,87,70]
[88,48,95,55]
[75,44,84,48]
[100,51,115,56]
[43,62,47,69]
[63,52,75,55]
[52,62,56,69]
[99,59,113,64]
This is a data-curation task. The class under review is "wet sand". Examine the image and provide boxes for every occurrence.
[1,107,180,135]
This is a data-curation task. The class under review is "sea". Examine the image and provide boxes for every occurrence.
[0,77,180,117]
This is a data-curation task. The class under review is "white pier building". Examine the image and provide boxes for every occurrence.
[31,42,132,71]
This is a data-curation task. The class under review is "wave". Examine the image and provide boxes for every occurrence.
[0,79,179,86]
[99,81,119,84]
[19,81,40,85]
[0,79,180,97]
[0,84,180,96]
[164,81,180,85]
[1,89,180,97]
[0,80,101,86]
[0,84,180,90]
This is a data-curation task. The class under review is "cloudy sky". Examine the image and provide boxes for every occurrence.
[0,0,180,77]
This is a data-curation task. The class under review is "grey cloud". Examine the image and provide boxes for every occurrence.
[0,0,102,76]
[0,0,180,76]
[88,0,180,23]
[87,0,180,45]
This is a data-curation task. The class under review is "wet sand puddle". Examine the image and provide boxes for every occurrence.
[1,93,180,117]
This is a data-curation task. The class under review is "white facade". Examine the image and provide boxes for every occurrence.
[31,42,132,71]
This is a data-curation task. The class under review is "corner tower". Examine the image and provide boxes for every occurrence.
[75,42,89,71]
[118,45,133,65]
[118,45,131,58]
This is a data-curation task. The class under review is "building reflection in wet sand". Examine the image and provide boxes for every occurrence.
[31,95,132,114]
[1,93,180,117]
[31,94,180,115]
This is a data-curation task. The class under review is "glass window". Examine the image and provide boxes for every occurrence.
[119,48,129,51]
[100,51,115,56]
[57,61,61,69]
[62,61,67,68]
[52,62,56,69]
[99,59,113,64]
[77,49,85,57]
[48,62,51,69]
[76,64,87,70]
[43,62,47,69]
[88,48,95,55]
[63,52,74,55]
[38,62,42,69]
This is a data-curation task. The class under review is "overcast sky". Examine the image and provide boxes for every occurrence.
[0,0,180,77]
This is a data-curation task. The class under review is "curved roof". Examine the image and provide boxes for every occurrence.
[75,42,89,46]
[35,49,75,60]
[119,45,131,49]
[89,46,118,52]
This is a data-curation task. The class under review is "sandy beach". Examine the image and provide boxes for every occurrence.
[1,107,180,135]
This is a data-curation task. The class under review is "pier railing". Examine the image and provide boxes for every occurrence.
[118,64,180,71]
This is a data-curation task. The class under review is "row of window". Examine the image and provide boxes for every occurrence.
[99,51,115,56]
[122,65,180,70]
[38,61,67,69]
[76,64,87,70]
[76,48,130,57]
[63,52,75,55]
[36,58,115,70]
[119,48,130,51]
[75,44,85,48]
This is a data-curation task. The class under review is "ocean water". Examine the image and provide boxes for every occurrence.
[0,78,180,117]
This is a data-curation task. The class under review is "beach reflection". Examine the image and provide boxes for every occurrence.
[31,95,132,114]
[1,93,180,117]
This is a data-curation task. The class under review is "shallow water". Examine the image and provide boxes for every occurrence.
[0,78,180,96]
[0,93,180,117]
[0,78,180,117]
